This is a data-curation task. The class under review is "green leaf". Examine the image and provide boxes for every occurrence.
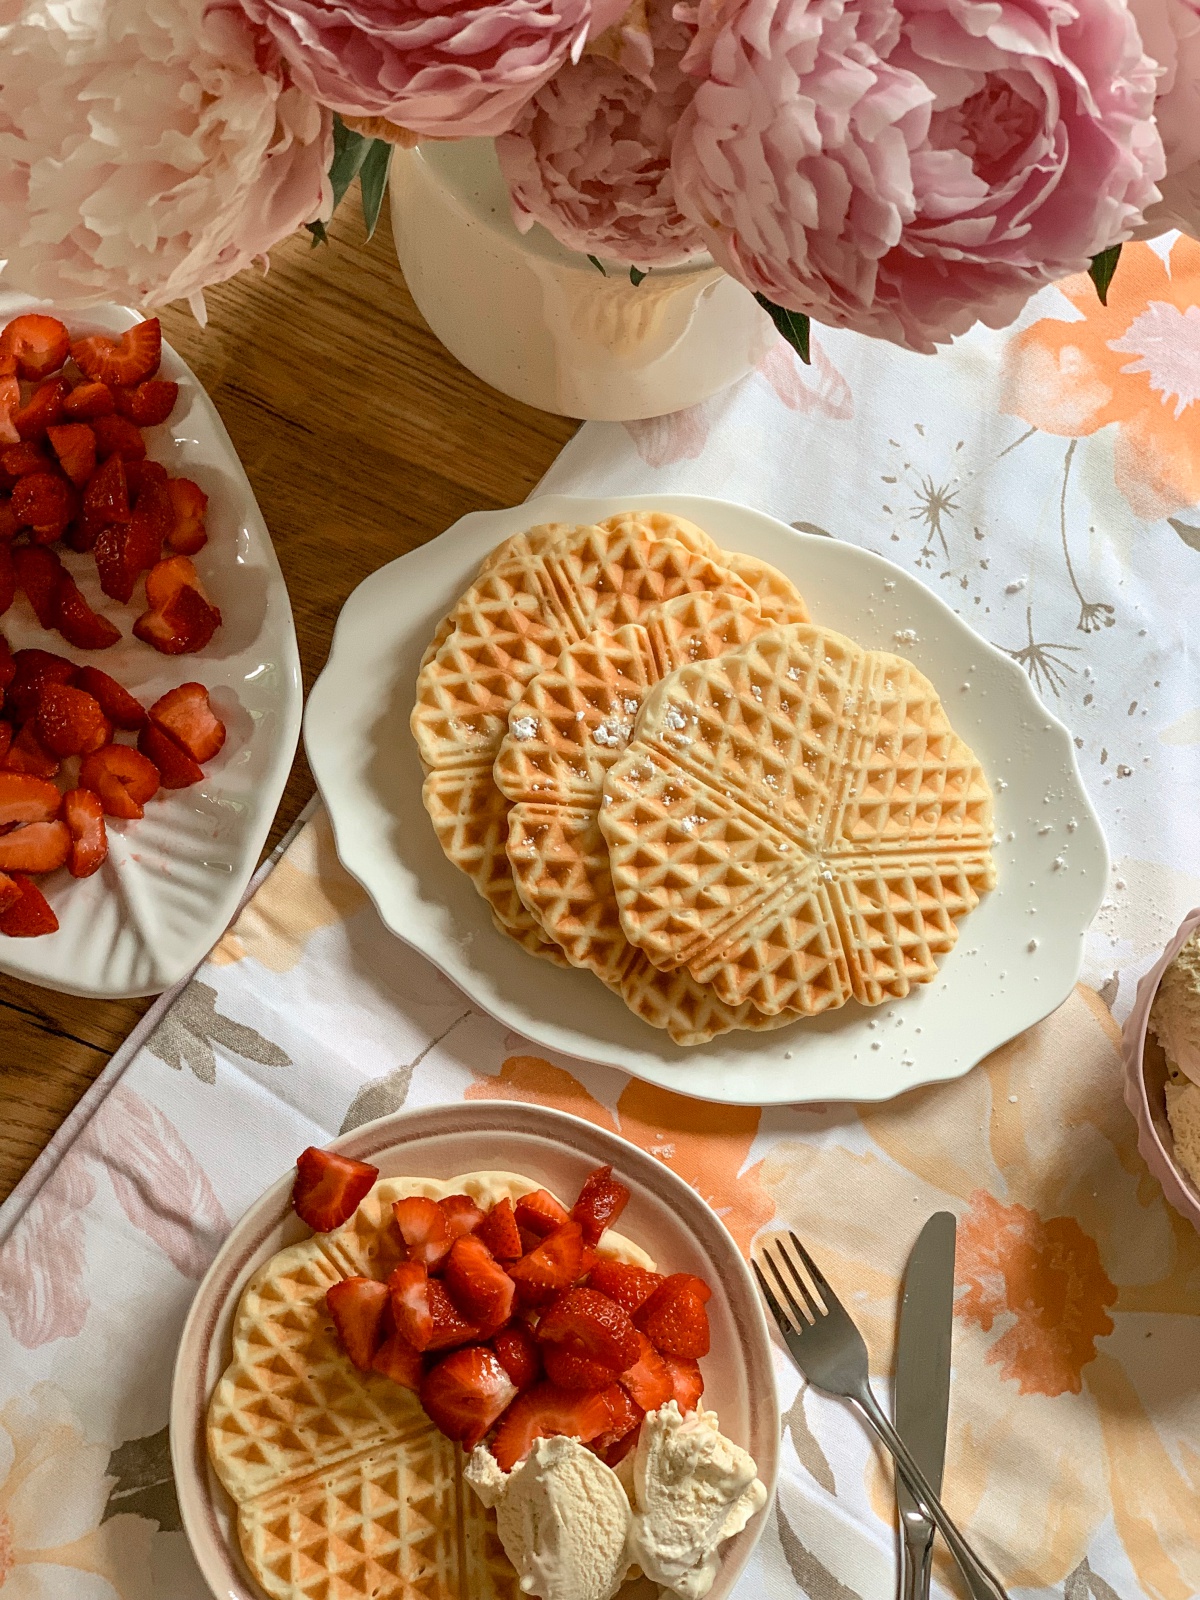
[359,140,392,241]
[629,265,647,287]
[587,254,607,277]
[1088,244,1122,305]
[754,292,810,364]
[306,114,374,242]
[102,1426,181,1533]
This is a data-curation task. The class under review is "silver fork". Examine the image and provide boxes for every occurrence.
[754,1232,1008,1600]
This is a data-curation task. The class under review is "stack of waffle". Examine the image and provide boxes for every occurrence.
[412,512,996,1046]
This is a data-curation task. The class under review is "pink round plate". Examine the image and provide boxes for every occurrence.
[169,1100,779,1600]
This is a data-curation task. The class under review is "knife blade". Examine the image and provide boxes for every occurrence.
[895,1210,957,1600]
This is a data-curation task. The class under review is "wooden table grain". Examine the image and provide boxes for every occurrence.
[0,197,577,1203]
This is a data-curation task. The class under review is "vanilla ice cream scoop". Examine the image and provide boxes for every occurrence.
[465,1436,632,1600]
[1150,931,1200,1087]
[627,1402,767,1599]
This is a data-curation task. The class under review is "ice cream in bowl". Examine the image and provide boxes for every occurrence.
[170,1102,777,1600]
[1122,906,1200,1231]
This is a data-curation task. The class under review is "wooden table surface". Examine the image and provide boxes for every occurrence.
[0,197,577,1204]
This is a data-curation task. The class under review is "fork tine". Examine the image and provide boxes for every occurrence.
[775,1238,827,1319]
[788,1230,833,1299]
[752,1258,793,1333]
[764,1244,817,1327]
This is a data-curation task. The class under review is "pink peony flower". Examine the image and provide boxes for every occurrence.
[1128,0,1200,238]
[671,0,1165,351]
[236,0,632,139]
[496,0,706,265]
[0,0,333,317]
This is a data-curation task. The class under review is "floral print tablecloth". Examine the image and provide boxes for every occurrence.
[1,236,1199,1600]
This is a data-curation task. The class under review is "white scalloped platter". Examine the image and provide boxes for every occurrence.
[0,294,301,996]
[305,493,1108,1106]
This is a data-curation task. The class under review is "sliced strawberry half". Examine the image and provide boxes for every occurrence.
[113,378,178,427]
[0,315,70,381]
[91,414,146,464]
[12,473,74,542]
[292,1146,378,1233]
[166,477,208,554]
[71,318,161,387]
[326,1277,389,1372]
[662,1355,704,1415]
[14,378,68,442]
[78,743,160,819]
[0,819,70,874]
[570,1165,630,1247]
[0,872,19,915]
[0,499,19,542]
[0,772,61,827]
[605,1418,643,1467]
[46,423,96,487]
[0,873,58,936]
[425,1279,485,1351]
[14,547,64,629]
[0,378,20,446]
[618,1332,674,1413]
[36,683,112,757]
[371,1327,424,1391]
[94,526,143,605]
[1,442,51,480]
[585,1261,663,1317]
[508,1221,584,1306]
[137,722,204,789]
[387,1260,433,1352]
[392,1195,452,1271]
[593,1384,642,1455]
[63,788,108,879]
[542,1347,623,1391]
[3,724,60,779]
[420,1347,517,1451]
[134,575,221,656]
[7,648,75,722]
[537,1287,639,1374]
[56,574,122,651]
[62,381,115,421]
[444,1234,515,1329]
[490,1381,615,1473]
[82,453,131,530]
[634,1276,711,1359]
[490,1323,541,1394]
[477,1196,523,1263]
[440,1193,486,1239]
[148,683,225,763]
[515,1189,571,1239]
[73,667,147,730]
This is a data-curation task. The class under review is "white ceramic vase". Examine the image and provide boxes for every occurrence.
[389,139,774,421]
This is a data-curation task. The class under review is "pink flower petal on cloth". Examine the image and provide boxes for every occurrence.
[82,1086,229,1282]
[756,338,854,419]
[623,399,712,465]
[0,1156,96,1349]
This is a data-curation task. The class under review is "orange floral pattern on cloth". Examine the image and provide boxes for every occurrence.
[464,1054,775,1255]
[956,1190,1117,1397]
[1001,236,1200,520]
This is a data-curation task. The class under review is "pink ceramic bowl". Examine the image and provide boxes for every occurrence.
[1122,905,1200,1231]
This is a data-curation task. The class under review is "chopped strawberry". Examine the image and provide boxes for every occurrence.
[78,743,160,819]
[12,474,74,542]
[71,318,161,387]
[477,1196,523,1263]
[3,724,60,779]
[491,1324,541,1394]
[604,1419,642,1467]
[325,1277,389,1372]
[0,378,20,446]
[55,574,121,651]
[73,667,147,730]
[585,1261,663,1318]
[134,577,222,656]
[571,1165,630,1246]
[36,684,112,757]
[0,544,14,615]
[62,381,115,421]
[542,1347,624,1391]
[0,819,70,874]
[421,1347,517,1451]
[0,637,14,695]
[0,315,69,382]
[444,1234,516,1329]
[148,683,225,763]
[166,477,208,554]
[8,648,75,722]
[392,1195,452,1271]
[662,1356,704,1414]
[0,872,19,915]
[46,423,96,487]
[387,1260,433,1351]
[14,378,68,442]
[508,1221,584,1306]
[291,1146,378,1233]
[83,453,131,531]
[659,1271,712,1303]
[0,500,19,541]
[0,772,61,826]
[0,873,58,936]
[371,1327,424,1391]
[124,459,170,498]
[576,1245,600,1283]
[440,1193,486,1239]
[130,476,174,555]
[91,414,146,464]
[537,1287,640,1374]
[618,1333,674,1413]
[136,722,204,789]
[425,1279,485,1351]
[515,1189,571,1238]
[13,548,64,629]
[593,1384,642,1454]
[63,788,108,878]
[144,554,199,610]
[490,1382,615,1473]
[113,378,178,427]
[634,1276,711,1359]
[94,527,142,605]
[1,442,51,480]
[0,725,11,764]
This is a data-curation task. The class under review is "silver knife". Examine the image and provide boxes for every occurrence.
[896,1211,957,1600]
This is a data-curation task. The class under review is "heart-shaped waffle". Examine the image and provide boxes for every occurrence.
[599,624,996,1016]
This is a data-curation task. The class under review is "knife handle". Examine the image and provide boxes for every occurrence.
[899,1522,935,1600]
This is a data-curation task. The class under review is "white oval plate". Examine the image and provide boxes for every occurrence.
[305,493,1108,1105]
[170,1101,778,1600]
[0,294,301,996]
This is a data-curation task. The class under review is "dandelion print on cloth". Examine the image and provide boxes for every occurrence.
[2,237,1200,1600]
